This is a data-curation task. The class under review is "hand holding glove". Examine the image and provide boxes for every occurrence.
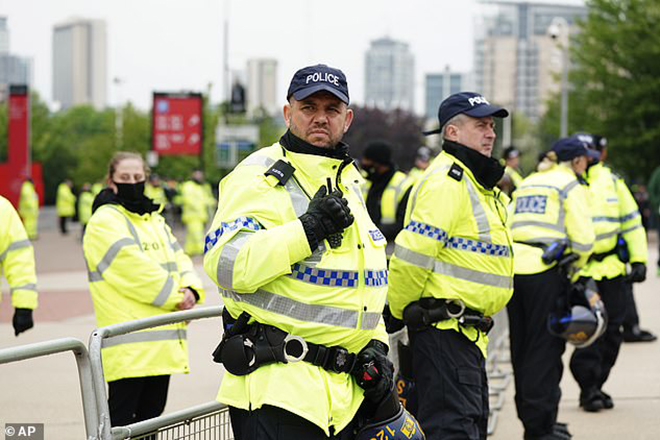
[12,308,34,336]
[299,186,354,250]
[352,340,394,405]
[628,262,647,283]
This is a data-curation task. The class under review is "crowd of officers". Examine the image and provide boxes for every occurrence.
[0,62,656,440]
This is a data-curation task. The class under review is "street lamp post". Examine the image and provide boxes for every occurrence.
[548,17,570,138]
[113,77,125,150]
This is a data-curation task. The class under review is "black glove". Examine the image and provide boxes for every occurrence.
[629,262,647,283]
[352,340,394,405]
[299,186,354,250]
[383,304,405,334]
[12,308,34,336]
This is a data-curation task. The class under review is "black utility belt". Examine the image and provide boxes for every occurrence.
[212,311,357,376]
[402,298,494,334]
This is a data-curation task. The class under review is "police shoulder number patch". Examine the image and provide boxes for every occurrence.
[448,163,464,181]
[515,195,548,214]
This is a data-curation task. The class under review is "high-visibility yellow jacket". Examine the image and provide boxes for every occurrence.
[56,183,76,217]
[181,180,208,224]
[91,182,104,197]
[83,203,205,382]
[509,163,595,275]
[78,191,94,225]
[145,183,168,207]
[0,196,38,310]
[580,163,647,280]
[388,150,514,357]
[363,170,413,226]
[19,181,39,219]
[203,142,389,436]
[505,166,524,189]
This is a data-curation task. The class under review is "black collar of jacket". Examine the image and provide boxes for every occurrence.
[442,140,504,190]
[280,129,352,162]
[92,188,160,216]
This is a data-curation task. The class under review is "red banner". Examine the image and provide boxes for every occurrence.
[152,92,203,156]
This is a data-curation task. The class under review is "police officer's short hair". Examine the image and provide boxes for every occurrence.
[442,114,467,137]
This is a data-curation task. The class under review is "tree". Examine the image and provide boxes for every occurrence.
[540,0,660,181]
[343,106,424,171]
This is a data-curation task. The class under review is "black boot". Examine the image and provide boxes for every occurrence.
[623,326,657,343]
[599,390,614,409]
[580,387,604,412]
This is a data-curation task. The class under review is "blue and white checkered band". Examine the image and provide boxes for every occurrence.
[447,237,511,257]
[289,263,359,287]
[514,195,548,214]
[404,220,449,243]
[365,269,389,287]
[368,229,386,242]
[204,216,262,254]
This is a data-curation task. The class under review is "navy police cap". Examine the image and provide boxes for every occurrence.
[424,92,509,135]
[552,135,600,161]
[287,64,349,105]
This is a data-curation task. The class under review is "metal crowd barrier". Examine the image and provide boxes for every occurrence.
[486,310,512,437]
[0,337,99,440]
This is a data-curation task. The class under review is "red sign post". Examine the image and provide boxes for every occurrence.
[151,92,203,156]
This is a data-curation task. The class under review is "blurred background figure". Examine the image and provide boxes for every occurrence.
[19,178,39,240]
[78,183,94,238]
[56,179,76,235]
[498,146,524,196]
[145,174,168,208]
[181,170,208,256]
[407,146,433,186]
[647,163,660,276]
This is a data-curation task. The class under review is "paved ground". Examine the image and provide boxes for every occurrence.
[1,208,659,439]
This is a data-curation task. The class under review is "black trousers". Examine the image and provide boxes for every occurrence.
[410,327,488,440]
[508,268,567,437]
[59,216,68,234]
[570,276,626,392]
[229,404,357,440]
[108,375,170,427]
[622,280,640,330]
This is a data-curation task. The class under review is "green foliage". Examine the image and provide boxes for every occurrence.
[540,0,660,181]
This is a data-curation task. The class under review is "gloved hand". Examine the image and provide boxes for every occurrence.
[628,262,647,283]
[352,340,394,405]
[383,304,405,334]
[299,186,354,250]
[12,308,34,336]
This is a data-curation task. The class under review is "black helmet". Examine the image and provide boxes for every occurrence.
[355,402,425,440]
[548,279,607,348]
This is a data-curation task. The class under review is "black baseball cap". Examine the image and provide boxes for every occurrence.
[287,64,349,105]
[424,92,509,135]
[552,135,600,161]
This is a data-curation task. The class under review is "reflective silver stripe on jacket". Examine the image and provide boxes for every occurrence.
[0,239,32,262]
[88,237,137,282]
[161,261,178,272]
[571,242,593,252]
[465,178,491,242]
[102,329,187,348]
[360,312,382,330]
[394,244,511,289]
[10,283,37,294]
[510,220,566,233]
[516,237,592,253]
[152,276,175,307]
[222,288,380,330]
[217,231,254,289]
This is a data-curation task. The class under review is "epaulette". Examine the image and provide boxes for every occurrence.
[264,159,296,186]
[448,163,464,181]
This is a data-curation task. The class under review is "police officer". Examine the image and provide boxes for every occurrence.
[388,92,514,439]
[360,141,413,243]
[56,179,76,235]
[570,133,648,411]
[1,195,37,336]
[508,137,595,440]
[83,152,205,426]
[204,64,396,439]
[407,147,433,187]
[181,170,208,255]
[19,178,39,240]
[498,146,524,196]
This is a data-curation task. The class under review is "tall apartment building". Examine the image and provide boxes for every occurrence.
[474,1,587,120]
[364,37,415,112]
[52,17,107,110]
[425,66,471,119]
[0,17,33,102]
[246,58,278,118]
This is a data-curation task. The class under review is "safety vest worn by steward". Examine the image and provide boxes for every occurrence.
[145,183,168,207]
[56,183,76,217]
[0,196,38,311]
[83,202,205,382]
[509,163,595,275]
[580,162,647,280]
[388,150,514,357]
[19,181,39,220]
[203,142,389,436]
[363,170,413,226]
[78,191,94,225]
[181,180,209,225]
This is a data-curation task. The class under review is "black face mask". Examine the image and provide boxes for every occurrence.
[363,165,377,181]
[114,181,146,202]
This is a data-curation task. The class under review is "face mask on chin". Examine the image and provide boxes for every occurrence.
[113,181,146,202]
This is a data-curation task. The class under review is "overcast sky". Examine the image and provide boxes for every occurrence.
[0,0,584,113]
